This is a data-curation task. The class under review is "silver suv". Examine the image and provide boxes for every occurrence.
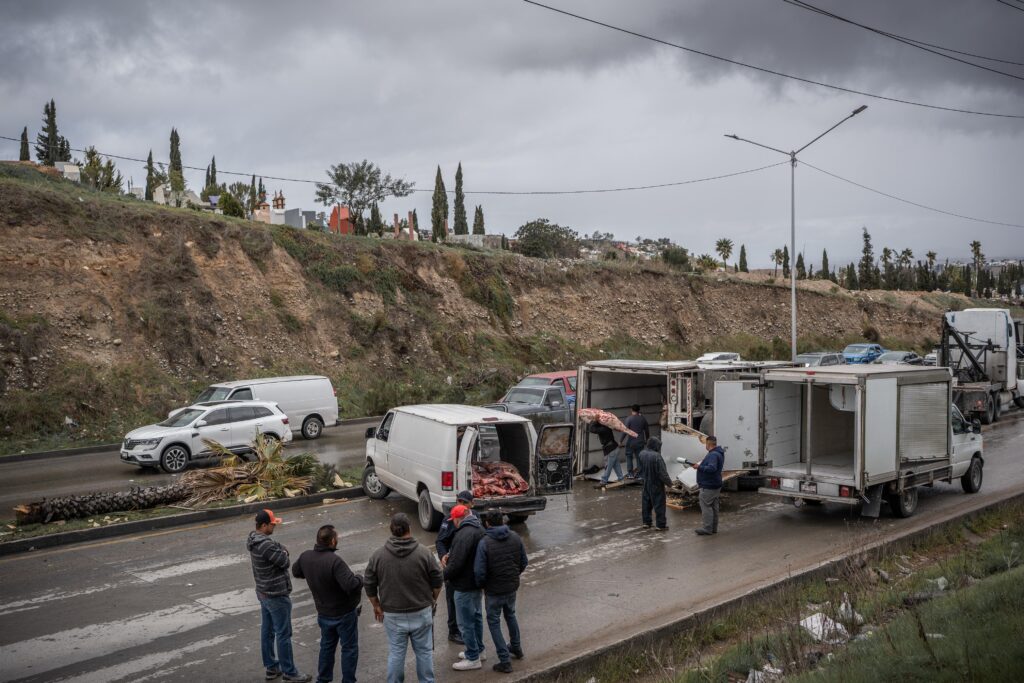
[121,400,293,473]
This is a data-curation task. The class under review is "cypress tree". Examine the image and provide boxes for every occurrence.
[369,203,384,235]
[738,244,748,272]
[782,246,790,279]
[19,127,30,161]
[249,175,257,211]
[796,252,806,279]
[453,162,468,235]
[820,249,830,280]
[258,177,265,202]
[35,99,69,165]
[145,150,156,200]
[472,205,485,235]
[858,228,876,289]
[168,128,184,193]
[209,156,217,188]
[847,263,859,290]
[431,165,448,242]
[412,209,419,233]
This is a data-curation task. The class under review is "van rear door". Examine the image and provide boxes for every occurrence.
[714,380,762,470]
[534,424,574,495]
[457,427,478,493]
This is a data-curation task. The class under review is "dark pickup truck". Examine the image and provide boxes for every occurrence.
[484,385,572,428]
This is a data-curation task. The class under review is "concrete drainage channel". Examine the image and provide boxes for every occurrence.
[0,487,365,557]
[515,489,1024,683]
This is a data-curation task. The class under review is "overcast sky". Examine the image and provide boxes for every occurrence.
[2,0,1022,266]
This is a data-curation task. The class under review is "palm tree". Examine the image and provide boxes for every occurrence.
[771,249,784,277]
[696,253,719,271]
[926,250,937,271]
[715,238,734,269]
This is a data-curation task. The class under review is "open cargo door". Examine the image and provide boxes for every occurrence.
[714,379,762,470]
[535,423,574,495]
[864,378,897,485]
[457,426,478,493]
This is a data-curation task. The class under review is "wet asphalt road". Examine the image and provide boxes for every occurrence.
[0,423,374,515]
[0,414,1021,682]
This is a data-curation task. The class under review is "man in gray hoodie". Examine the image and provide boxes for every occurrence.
[364,513,443,683]
[247,509,311,682]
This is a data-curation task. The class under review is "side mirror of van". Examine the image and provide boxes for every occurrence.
[972,419,981,434]
[365,427,376,439]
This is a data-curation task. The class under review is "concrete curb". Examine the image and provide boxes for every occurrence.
[0,487,366,557]
[0,415,383,463]
[515,488,1024,682]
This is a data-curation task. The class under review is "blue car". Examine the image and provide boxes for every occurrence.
[843,343,885,364]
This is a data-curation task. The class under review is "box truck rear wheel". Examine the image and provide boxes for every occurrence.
[980,395,995,425]
[888,487,918,518]
[418,489,442,532]
[961,457,983,494]
[362,465,391,500]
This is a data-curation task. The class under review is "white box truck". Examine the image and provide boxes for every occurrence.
[715,365,984,518]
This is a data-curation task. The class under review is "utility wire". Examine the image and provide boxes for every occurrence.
[994,0,1024,13]
[783,0,1024,78]
[0,134,785,195]
[519,0,1024,119]
[802,161,1024,229]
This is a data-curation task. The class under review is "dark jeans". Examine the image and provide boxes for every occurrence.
[642,486,667,529]
[625,443,643,473]
[485,592,521,664]
[445,580,460,636]
[259,594,298,677]
[317,610,359,683]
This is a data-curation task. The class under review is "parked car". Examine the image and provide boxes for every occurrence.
[696,352,741,362]
[794,351,846,367]
[923,350,938,366]
[173,375,338,440]
[122,400,293,473]
[873,351,923,366]
[487,385,572,427]
[842,343,885,364]
[507,371,577,406]
[362,405,574,530]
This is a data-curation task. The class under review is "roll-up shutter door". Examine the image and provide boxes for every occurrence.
[898,383,948,460]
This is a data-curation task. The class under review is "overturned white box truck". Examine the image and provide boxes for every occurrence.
[714,365,984,518]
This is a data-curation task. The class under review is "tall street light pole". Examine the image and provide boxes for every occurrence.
[726,105,867,361]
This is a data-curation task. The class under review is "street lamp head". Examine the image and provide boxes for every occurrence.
[852,105,868,115]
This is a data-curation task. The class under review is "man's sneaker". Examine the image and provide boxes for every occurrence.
[641,524,652,530]
[459,651,486,661]
[493,661,514,673]
[448,632,464,644]
[509,646,525,660]
[265,670,282,681]
[282,674,312,683]
[656,526,669,531]
[452,659,482,671]
[695,528,713,536]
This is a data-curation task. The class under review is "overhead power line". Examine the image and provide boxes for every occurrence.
[519,0,1024,119]
[0,134,784,195]
[994,0,1024,14]
[783,0,1024,78]
[802,161,1024,229]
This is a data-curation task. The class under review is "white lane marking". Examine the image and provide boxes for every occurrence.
[128,554,248,583]
[0,583,126,617]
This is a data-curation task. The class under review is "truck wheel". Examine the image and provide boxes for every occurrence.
[961,457,983,494]
[507,514,530,525]
[979,395,995,425]
[992,394,1001,422]
[362,465,391,500]
[1015,395,1024,409]
[301,416,324,440]
[418,489,443,532]
[888,487,919,518]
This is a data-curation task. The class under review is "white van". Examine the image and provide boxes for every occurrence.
[361,405,574,531]
[179,376,339,440]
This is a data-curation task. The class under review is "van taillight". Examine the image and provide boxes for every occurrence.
[441,471,454,491]
[769,478,780,489]
[839,486,851,497]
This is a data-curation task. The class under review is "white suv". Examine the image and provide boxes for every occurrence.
[121,401,293,473]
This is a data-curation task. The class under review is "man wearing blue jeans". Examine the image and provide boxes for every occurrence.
[621,405,650,478]
[247,509,312,682]
[474,511,528,674]
[364,513,443,683]
[443,505,486,671]
[592,422,622,486]
[292,524,363,683]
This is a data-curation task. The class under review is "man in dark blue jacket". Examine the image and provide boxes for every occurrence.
[693,436,725,535]
[474,511,528,673]
[444,505,487,670]
[436,490,475,643]
[637,437,672,530]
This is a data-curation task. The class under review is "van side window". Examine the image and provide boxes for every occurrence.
[231,388,254,400]
[377,412,395,441]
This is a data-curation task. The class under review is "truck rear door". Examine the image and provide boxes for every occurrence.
[534,424,574,495]
[714,380,762,470]
[457,426,478,493]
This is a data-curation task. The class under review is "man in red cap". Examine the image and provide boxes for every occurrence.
[444,504,486,671]
[248,509,311,682]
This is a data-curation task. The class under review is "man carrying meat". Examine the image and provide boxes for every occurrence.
[637,437,672,530]
[593,422,623,487]
[437,490,475,644]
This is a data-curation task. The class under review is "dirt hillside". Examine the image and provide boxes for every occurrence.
[0,163,970,450]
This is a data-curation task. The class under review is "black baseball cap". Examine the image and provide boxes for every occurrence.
[456,490,474,503]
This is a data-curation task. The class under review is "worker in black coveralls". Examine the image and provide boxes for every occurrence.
[637,437,672,530]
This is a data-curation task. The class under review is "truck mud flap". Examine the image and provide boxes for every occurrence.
[860,484,883,518]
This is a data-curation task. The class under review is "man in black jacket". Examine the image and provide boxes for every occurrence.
[436,490,475,644]
[292,525,363,683]
[638,437,673,531]
[474,511,528,674]
[443,505,486,671]
[247,509,312,682]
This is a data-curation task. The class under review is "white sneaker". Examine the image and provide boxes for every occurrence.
[458,651,486,661]
[452,658,482,670]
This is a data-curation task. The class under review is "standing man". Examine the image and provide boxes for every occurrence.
[364,513,443,683]
[593,421,622,487]
[247,509,312,682]
[474,511,528,674]
[436,490,475,644]
[443,505,486,671]
[292,524,363,683]
[693,435,725,536]
[620,404,650,479]
[637,437,672,530]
